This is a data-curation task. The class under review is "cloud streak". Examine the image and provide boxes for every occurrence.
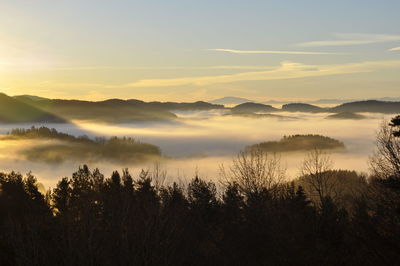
[3,65,276,71]
[389,47,400,51]
[123,60,400,88]
[209,48,338,55]
[297,33,400,47]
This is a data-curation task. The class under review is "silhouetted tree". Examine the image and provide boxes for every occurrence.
[300,149,338,207]
[390,115,400,137]
[53,177,71,216]
[220,149,285,197]
[370,121,400,179]
[2,140,400,265]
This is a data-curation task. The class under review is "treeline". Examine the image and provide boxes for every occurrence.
[9,127,84,142]
[0,165,398,265]
[5,127,161,163]
[9,127,148,146]
[247,134,345,153]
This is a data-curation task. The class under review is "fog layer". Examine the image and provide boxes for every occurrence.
[0,111,390,188]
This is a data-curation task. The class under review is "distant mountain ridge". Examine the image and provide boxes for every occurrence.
[264,97,400,105]
[1,93,399,124]
[14,95,49,101]
[226,100,400,117]
[231,102,278,113]
[282,103,325,113]
[210,96,253,105]
[11,94,224,123]
[330,100,400,114]
[145,100,224,111]
[326,112,367,120]
[212,96,400,106]
[0,93,65,123]
[235,101,400,114]
[16,97,175,123]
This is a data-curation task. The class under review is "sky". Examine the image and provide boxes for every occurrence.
[0,0,400,101]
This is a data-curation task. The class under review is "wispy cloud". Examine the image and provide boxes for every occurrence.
[208,48,338,55]
[123,60,400,88]
[389,47,400,51]
[297,33,400,47]
[5,65,275,71]
[18,60,400,92]
[207,65,274,70]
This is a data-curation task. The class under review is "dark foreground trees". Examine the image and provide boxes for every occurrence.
[0,165,399,266]
[1,118,400,265]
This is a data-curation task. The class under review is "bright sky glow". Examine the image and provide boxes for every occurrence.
[0,0,399,101]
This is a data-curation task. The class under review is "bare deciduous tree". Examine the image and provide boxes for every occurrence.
[300,149,337,205]
[150,161,167,190]
[220,149,286,195]
[370,120,400,179]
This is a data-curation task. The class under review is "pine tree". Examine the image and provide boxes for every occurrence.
[53,177,71,216]
[390,115,400,137]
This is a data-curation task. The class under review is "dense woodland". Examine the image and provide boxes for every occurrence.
[4,127,161,163]
[247,134,345,153]
[0,116,400,265]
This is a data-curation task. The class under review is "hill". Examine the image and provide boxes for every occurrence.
[308,99,354,105]
[3,126,161,163]
[0,93,66,123]
[224,112,298,120]
[146,100,224,111]
[14,95,49,101]
[264,98,400,106]
[282,103,325,113]
[326,112,367,120]
[263,99,354,105]
[210,96,253,105]
[15,95,224,123]
[16,96,177,123]
[124,99,224,110]
[309,98,400,105]
[247,134,345,153]
[231,102,278,113]
[329,100,400,114]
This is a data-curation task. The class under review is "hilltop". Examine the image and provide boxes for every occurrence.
[329,100,400,114]
[282,103,325,113]
[231,102,278,113]
[3,126,161,163]
[14,95,49,101]
[0,93,66,123]
[326,112,367,120]
[211,96,253,105]
[14,96,222,123]
[145,100,224,111]
[247,134,345,153]
[15,96,175,123]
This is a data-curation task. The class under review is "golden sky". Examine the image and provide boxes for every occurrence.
[1,1,400,101]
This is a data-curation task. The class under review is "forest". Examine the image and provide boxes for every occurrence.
[2,127,161,163]
[0,115,399,265]
[247,134,345,152]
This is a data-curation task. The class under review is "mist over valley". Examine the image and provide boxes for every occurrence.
[0,101,391,188]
